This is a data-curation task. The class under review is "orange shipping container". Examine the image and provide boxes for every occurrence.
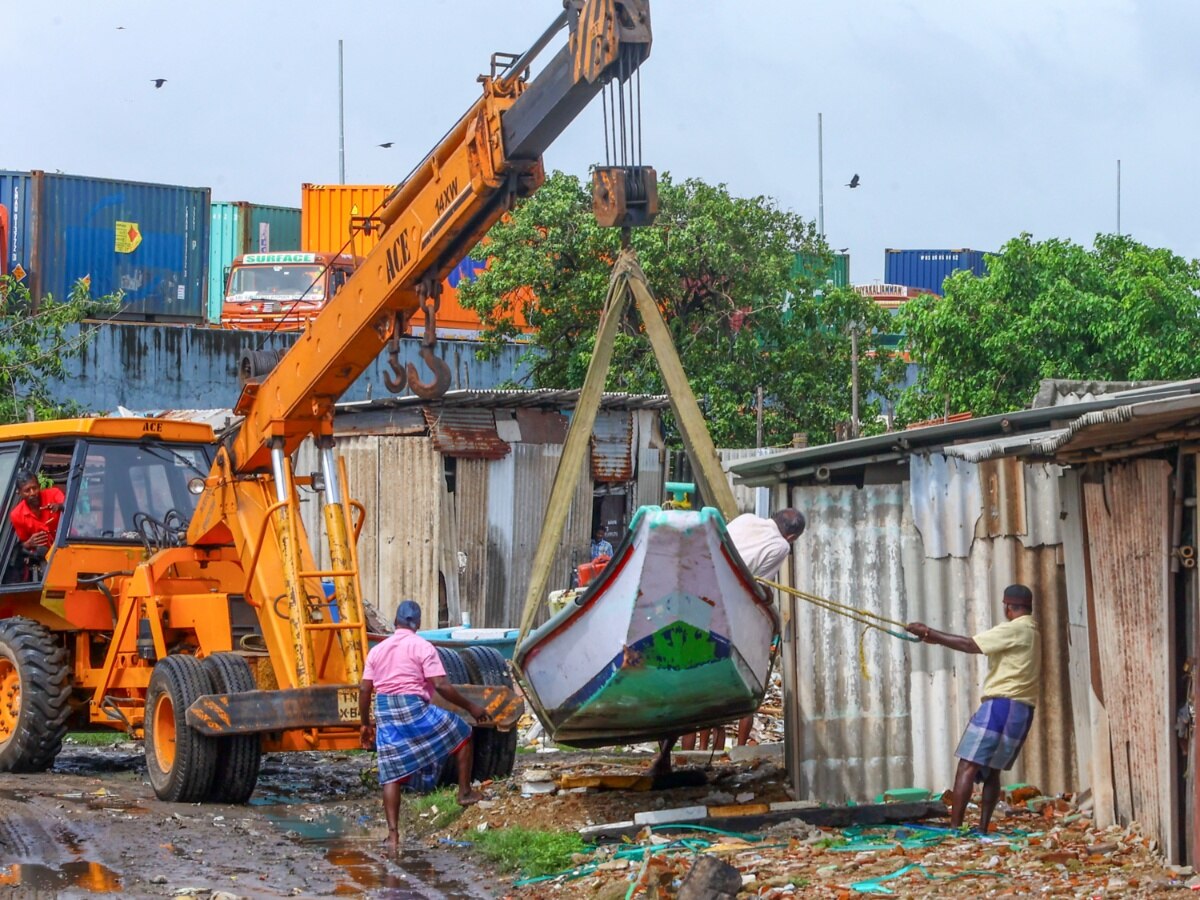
[299,183,531,337]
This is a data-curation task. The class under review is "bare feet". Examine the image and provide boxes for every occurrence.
[383,829,400,851]
[457,789,485,807]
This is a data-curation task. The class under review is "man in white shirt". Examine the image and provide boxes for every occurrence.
[674,508,806,757]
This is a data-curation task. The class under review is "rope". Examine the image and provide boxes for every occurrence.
[756,578,920,643]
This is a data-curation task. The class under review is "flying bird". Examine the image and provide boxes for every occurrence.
[116,26,126,30]
[151,78,167,89]
[377,142,395,149]
[846,174,860,188]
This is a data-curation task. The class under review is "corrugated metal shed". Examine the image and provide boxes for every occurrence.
[591,411,633,482]
[784,459,1076,803]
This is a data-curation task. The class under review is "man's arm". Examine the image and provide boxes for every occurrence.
[906,622,981,654]
[430,676,490,723]
[358,679,375,749]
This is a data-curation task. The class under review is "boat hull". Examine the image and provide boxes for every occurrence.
[515,506,779,748]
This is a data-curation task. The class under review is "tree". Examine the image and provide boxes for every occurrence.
[459,171,904,447]
[897,233,1200,421]
[0,275,121,424]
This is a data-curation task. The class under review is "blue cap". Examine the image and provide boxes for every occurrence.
[394,599,422,630]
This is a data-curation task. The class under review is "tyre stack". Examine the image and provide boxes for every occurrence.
[435,646,518,786]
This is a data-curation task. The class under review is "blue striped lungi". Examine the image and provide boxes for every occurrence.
[375,693,471,792]
[955,697,1035,779]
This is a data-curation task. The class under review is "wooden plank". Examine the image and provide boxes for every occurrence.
[1084,459,1172,857]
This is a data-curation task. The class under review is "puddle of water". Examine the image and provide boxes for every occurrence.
[263,807,367,841]
[324,843,489,899]
[0,861,123,893]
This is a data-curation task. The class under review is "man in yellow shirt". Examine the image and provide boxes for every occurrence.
[906,584,1040,831]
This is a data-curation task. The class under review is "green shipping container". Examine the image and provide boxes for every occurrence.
[792,252,849,289]
[208,201,301,323]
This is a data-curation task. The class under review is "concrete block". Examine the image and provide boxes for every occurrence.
[708,803,770,818]
[769,800,821,812]
[633,805,709,826]
[728,742,784,763]
[580,820,635,840]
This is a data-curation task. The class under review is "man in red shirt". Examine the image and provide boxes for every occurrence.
[359,600,490,850]
[10,469,65,556]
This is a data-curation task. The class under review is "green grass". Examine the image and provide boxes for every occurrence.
[406,787,465,830]
[473,827,586,878]
[65,732,125,746]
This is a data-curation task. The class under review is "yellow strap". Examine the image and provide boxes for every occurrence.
[757,577,919,643]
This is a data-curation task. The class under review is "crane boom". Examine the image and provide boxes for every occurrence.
[227,1,652,474]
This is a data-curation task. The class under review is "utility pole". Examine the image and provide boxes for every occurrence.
[1116,159,1121,235]
[755,385,764,449]
[338,40,346,184]
[850,325,860,439]
[817,113,825,239]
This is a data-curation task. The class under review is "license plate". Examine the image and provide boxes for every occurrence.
[337,688,359,723]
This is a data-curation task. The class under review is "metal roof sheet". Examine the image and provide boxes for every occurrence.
[422,407,509,460]
[337,389,670,414]
[732,379,1200,485]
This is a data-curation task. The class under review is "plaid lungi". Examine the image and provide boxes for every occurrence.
[955,697,1034,778]
[375,693,471,792]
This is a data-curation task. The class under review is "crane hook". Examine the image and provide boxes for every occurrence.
[406,283,451,399]
[381,312,409,394]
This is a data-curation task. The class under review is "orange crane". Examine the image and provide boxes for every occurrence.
[0,0,653,802]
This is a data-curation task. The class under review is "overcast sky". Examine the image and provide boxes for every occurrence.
[4,0,1197,281]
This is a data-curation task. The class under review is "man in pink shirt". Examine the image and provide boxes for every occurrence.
[359,600,490,850]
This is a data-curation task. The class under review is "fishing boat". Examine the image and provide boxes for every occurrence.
[514,505,780,748]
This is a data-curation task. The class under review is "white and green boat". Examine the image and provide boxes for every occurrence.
[514,506,779,748]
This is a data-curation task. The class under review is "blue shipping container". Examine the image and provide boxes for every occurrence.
[30,171,210,320]
[208,201,301,323]
[883,249,988,295]
[0,171,35,282]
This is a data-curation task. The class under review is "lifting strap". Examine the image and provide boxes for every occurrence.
[512,249,738,669]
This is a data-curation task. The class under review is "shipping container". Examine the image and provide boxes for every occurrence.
[208,201,301,323]
[0,171,35,282]
[300,183,396,257]
[301,183,531,337]
[883,248,987,295]
[792,252,849,289]
[25,171,210,320]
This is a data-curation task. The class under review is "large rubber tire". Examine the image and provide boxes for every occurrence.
[144,655,218,802]
[201,653,261,804]
[435,647,472,787]
[0,617,71,773]
[462,647,518,781]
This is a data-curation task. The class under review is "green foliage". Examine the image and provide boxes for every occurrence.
[459,171,904,447]
[65,731,125,746]
[472,826,586,877]
[0,276,121,424]
[897,233,1200,421]
[406,786,465,830]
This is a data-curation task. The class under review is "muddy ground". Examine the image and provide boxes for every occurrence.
[2,738,1195,899]
[0,739,494,899]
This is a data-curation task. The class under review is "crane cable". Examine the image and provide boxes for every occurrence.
[755,578,920,644]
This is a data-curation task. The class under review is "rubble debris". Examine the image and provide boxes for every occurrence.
[676,855,741,899]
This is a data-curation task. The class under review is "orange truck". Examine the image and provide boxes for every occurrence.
[220,251,358,331]
[0,0,653,802]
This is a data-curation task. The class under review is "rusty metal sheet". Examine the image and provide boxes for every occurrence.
[591,411,634,482]
[514,407,569,444]
[422,407,509,460]
[979,456,1026,539]
[1084,459,1174,857]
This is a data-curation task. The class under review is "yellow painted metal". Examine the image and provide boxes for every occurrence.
[514,253,635,654]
